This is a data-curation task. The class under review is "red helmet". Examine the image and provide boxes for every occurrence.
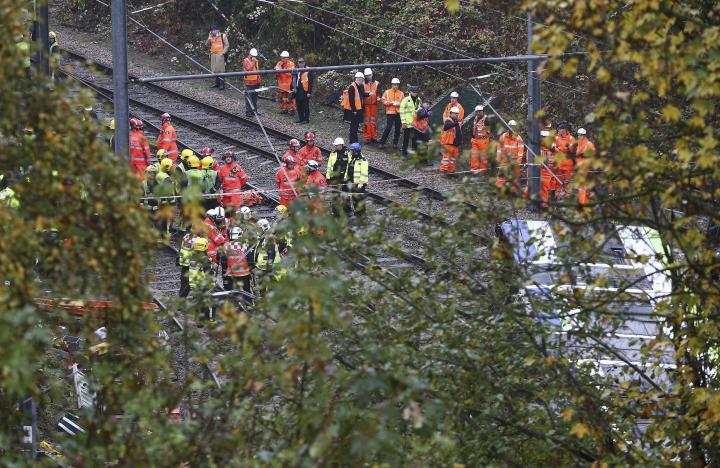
[201,147,214,156]
[223,150,235,161]
[305,132,316,141]
[161,113,171,122]
[289,139,300,148]
[282,154,295,165]
[129,118,142,129]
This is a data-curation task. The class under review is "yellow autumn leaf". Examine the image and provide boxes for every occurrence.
[561,407,574,422]
[570,422,591,438]
[662,104,681,122]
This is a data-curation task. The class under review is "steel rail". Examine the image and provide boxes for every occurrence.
[61,49,480,212]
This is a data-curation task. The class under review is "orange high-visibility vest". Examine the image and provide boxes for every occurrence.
[576,138,596,156]
[274,60,295,92]
[243,56,261,85]
[342,82,363,111]
[364,80,379,105]
[554,134,576,155]
[497,132,524,159]
[472,115,490,140]
[209,35,224,54]
[298,71,310,91]
[381,88,404,114]
[443,102,465,121]
[440,119,457,145]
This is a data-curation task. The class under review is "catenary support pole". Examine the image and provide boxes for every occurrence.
[111,0,130,159]
[526,11,542,210]
[36,0,50,76]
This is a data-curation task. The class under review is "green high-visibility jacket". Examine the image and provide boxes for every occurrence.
[345,156,369,186]
[201,169,219,194]
[399,95,421,127]
[326,148,350,182]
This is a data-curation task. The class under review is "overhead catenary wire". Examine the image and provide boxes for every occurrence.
[258,1,564,187]
[293,0,589,95]
[89,0,299,198]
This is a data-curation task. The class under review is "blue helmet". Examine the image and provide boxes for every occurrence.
[350,142,361,152]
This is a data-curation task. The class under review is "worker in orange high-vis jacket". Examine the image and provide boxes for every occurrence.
[439,107,462,174]
[274,51,296,115]
[292,57,313,124]
[470,105,491,174]
[342,72,366,144]
[495,120,524,187]
[553,122,577,188]
[362,68,381,143]
[129,118,151,180]
[443,91,465,121]
[538,129,562,207]
[574,127,596,205]
[243,48,261,117]
[156,113,178,162]
[379,78,404,149]
[206,25,228,90]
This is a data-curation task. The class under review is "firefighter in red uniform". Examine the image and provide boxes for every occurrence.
[283,139,301,168]
[224,227,253,299]
[553,122,577,190]
[217,150,249,207]
[297,132,323,168]
[276,154,302,208]
[156,113,178,162]
[495,120,524,188]
[129,118,151,180]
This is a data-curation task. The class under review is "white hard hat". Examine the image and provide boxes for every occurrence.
[307,160,319,170]
[249,48,258,57]
[450,106,460,114]
[474,105,484,111]
[354,72,364,79]
[258,219,270,231]
[391,78,400,84]
[333,137,345,146]
[508,119,517,127]
[230,227,243,240]
[280,50,290,58]
[240,206,252,220]
[540,130,550,137]
[363,68,372,76]
[216,206,225,218]
[577,127,587,135]
[450,91,459,98]
[206,208,217,217]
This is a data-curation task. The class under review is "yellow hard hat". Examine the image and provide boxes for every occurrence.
[160,158,174,172]
[193,237,209,251]
[49,31,57,41]
[275,205,288,215]
[108,118,115,130]
[181,149,194,161]
[156,148,166,158]
[201,156,214,169]
[188,155,201,168]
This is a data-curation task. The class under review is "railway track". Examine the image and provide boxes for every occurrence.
[59,49,478,221]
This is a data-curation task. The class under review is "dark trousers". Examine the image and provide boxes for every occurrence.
[349,112,363,144]
[215,76,225,90]
[244,85,259,116]
[296,95,310,122]
[380,114,401,145]
[179,266,190,297]
[401,127,415,155]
